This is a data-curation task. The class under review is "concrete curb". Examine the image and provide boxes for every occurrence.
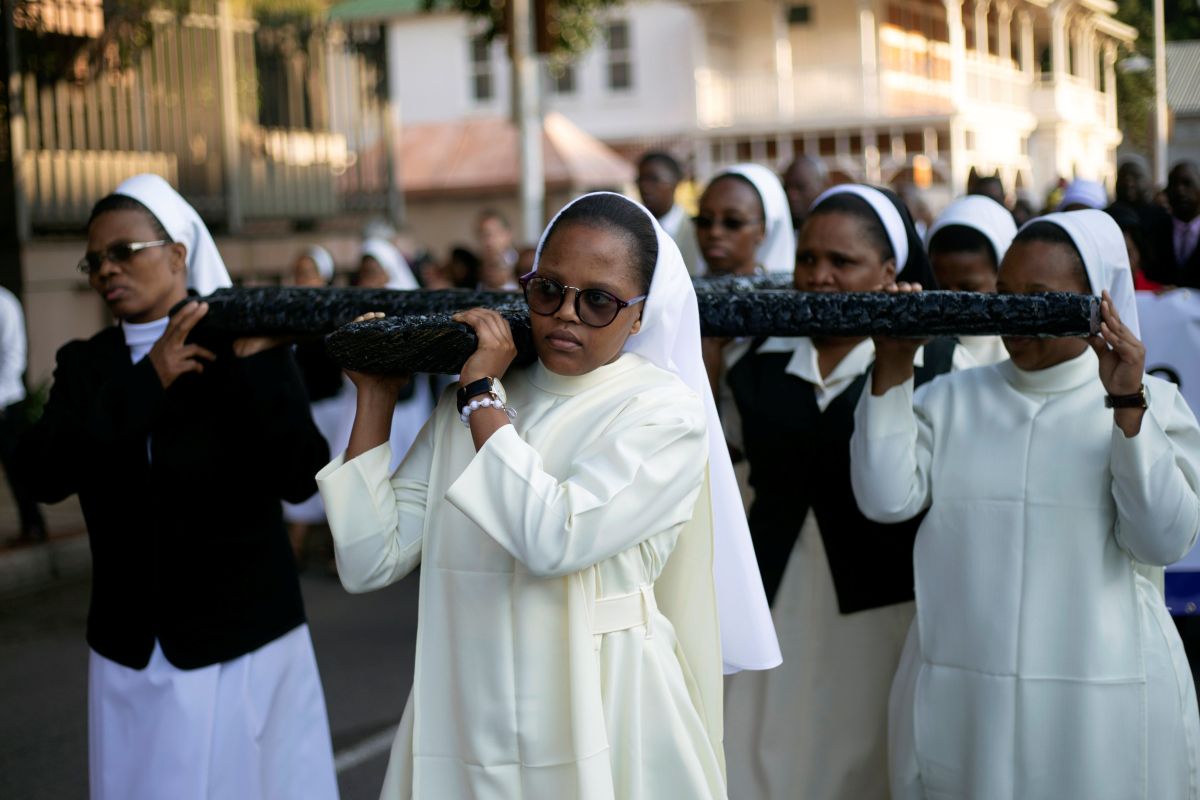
[0,535,91,599]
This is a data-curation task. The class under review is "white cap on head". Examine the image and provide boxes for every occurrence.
[712,163,797,274]
[811,184,911,271]
[113,173,232,296]
[534,192,782,677]
[1022,210,1139,337]
[926,195,1017,266]
[305,245,335,284]
[1058,179,1108,211]
[361,238,418,290]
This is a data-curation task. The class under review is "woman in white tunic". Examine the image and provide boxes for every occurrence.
[346,238,434,473]
[851,210,1200,800]
[318,192,779,799]
[926,195,1016,366]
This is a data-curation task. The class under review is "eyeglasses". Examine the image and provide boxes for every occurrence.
[692,215,762,232]
[77,240,171,275]
[520,273,647,328]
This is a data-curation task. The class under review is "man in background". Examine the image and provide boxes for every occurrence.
[636,151,701,274]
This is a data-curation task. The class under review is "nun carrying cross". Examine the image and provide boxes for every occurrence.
[18,175,339,800]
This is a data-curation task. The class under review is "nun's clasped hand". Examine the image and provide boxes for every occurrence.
[870,281,928,395]
[149,301,216,389]
[453,308,517,386]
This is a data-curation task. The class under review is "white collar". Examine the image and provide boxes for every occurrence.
[121,317,171,364]
[757,336,927,389]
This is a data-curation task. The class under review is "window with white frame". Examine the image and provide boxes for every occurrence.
[547,61,577,95]
[470,34,493,102]
[606,20,632,91]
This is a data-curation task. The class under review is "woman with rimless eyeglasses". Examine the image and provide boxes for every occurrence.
[17,174,338,799]
[318,192,780,799]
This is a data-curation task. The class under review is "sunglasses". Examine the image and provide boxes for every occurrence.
[520,274,647,328]
[78,240,171,275]
[692,215,762,232]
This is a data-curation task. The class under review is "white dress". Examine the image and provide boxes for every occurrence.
[317,353,726,799]
[850,348,1200,800]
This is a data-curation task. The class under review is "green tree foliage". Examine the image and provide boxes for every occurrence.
[440,0,623,58]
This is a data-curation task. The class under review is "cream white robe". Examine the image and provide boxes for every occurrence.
[317,353,726,800]
[850,348,1200,800]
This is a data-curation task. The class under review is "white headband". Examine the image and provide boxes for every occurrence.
[113,173,232,296]
[305,245,335,284]
[926,195,1017,267]
[811,184,910,270]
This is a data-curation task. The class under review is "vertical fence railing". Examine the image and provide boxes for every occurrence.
[16,3,388,231]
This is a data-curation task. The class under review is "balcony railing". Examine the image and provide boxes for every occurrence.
[1033,73,1113,127]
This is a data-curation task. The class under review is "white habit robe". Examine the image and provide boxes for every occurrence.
[850,348,1200,800]
[317,353,727,799]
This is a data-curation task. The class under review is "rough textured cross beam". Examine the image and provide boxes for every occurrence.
[187,284,1100,375]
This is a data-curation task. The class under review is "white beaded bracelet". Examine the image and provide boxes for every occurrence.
[460,396,518,427]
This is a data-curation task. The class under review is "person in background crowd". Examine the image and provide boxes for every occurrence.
[476,208,520,290]
[970,174,1007,209]
[1058,178,1109,211]
[351,238,433,474]
[1107,204,1165,292]
[515,245,537,278]
[1156,160,1200,288]
[358,238,419,290]
[694,164,796,474]
[1012,196,1037,227]
[894,182,935,240]
[852,210,1200,800]
[781,155,831,236]
[18,174,338,800]
[636,151,701,275]
[318,191,778,799]
[1109,159,1174,286]
[282,245,346,562]
[723,184,971,800]
[926,195,1017,365]
[442,245,482,289]
[0,284,46,544]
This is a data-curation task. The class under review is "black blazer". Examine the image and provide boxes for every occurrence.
[1145,207,1200,288]
[17,326,329,669]
[728,338,956,613]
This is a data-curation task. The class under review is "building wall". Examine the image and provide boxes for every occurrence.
[385,2,700,141]
[1170,115,1200,168]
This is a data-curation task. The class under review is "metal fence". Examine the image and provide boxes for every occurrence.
[12,1,392,233]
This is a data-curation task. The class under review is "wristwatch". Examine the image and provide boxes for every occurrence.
[1104,384,1148,410]
[457,376,507,414]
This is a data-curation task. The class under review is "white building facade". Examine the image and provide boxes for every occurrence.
[356,0,1134,200]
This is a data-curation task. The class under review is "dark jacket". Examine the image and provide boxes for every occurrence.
[1145,206,1200,288]
[728,337,956,613]
[17,326,329,669]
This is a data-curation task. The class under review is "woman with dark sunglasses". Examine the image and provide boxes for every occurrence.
[317,192,780,799]
[18,174,338,799]
[695,163,795,277]
[694,165,796,486]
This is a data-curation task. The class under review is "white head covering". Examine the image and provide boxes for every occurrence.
[113,173,232,296]
[712,163,797,274]
[811,184,911,272]
[926,195,1017,266]
[361,238,419,290]
[534,192,782,676]
[1024,210,1139,337]
[305,245,335,284]
[1058,179,1108,211]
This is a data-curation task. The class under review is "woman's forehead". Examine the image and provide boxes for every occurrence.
[701,177,761,212]
[88,208,160,245]
[539,224,638,290]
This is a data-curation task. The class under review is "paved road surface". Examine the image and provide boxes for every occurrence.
[0,563,418,800]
